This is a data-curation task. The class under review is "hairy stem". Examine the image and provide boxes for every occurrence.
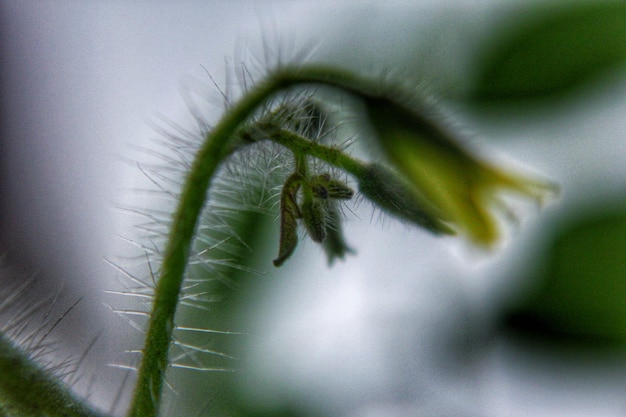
[264,125,367,178]
[127,71,293,417]
[127,65,388,417]
[276,65,385,100]
[0,333,105,417]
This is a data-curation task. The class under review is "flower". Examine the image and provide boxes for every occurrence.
[363,96,556,246]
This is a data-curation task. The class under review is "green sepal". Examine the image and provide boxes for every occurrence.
[323,205,355,265]
[301,199,327,243]
[310,173,354,200]
[273,173,303,267]
[357,163,454,235]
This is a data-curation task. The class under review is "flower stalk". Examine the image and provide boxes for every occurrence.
[126,63,556,417]
[127,65,378,417]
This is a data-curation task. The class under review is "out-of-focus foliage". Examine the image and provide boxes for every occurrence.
[465,1,626,348]
[507,207,626,345]
[472,2,626,101]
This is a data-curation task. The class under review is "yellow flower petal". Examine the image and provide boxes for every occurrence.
[364,96,557,245]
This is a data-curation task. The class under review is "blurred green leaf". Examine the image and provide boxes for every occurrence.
[238,407,306,417]
[508,207,626,345]
[473,2,626,101]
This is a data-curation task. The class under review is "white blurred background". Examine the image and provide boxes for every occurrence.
[1,1,625,416]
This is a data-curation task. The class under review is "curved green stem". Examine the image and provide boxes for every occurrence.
[276,65,385,100]
[127,75,283,417]
[126,65,386,417]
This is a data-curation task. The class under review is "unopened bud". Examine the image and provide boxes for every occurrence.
[310,173,354,200]
[273,174,302,267]
[323,205,355,265]
[301,199,327,243]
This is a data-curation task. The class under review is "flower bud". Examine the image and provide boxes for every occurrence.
[301,199,326,243]
[322,205,355,265]
[310,173,354,200]
[273,174,302,267]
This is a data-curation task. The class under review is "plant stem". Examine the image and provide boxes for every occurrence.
[127,71,295,417]
[276,65,385,100]
[0,333,106,417]
[126,65,386,417]
[263,124,367,178]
